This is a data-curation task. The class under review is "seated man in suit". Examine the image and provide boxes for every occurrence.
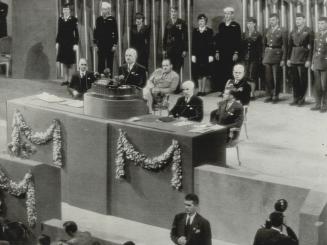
[171,193,211,245]
[118,48,147,88]
[62,221,93,245]
[143,58,179,113]
[210,89,244,142]
[253,211,298,245]
[68,58,96,99]
[169,80,203,122]
[224,63,251,106]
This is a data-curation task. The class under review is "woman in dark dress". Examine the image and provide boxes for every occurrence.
[191,14,214,96]
[130,12,150,70]
[56,4,79,85]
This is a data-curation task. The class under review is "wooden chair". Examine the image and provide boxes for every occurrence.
[0,36,12,77]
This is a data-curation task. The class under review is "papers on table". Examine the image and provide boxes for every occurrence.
[59,100,84,108]
[173,121,194,127]
[36,92,65,103]
[188,124,224,133]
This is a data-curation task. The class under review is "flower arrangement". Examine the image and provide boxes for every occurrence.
[115,129,183,190]
[8,110,63,168]
[0,169,37,227]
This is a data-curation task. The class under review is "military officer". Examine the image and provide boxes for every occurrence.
[311,16,327,112]
[241,17,263,100]
[163,6,188,74]
[263,13,288,103]
[0,1,8,38]
[214,7,241,95]
[94,2,118,75]
[287,13,313,106]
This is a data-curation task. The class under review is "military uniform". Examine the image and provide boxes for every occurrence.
[287,26,313,104]
[163,18,188,73]
[312,30,327,110]
[0,2,8,38]
[263,26,288,100]
[241,30,263,89]
[94,15,118,75]
[130,24,151,70]
[214,21,241,92]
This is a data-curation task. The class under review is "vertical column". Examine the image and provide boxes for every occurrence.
[135,0,139,12]
[161,0,165,39]
[92,0,97,72]
[57,0,61,78]
[257,0,262,89]
[144,0,147,25]
[289,1,294,31]
[250,0,254,17]
[265,0,269,29]
[152,0,157,68]
[126,0,130,47]
[306,0,312,97]
[178,0,182,18]
[117,0,122,65]
[187,0,191,79]
[170,0,174,7]
[83,0,88,61]
[315,0,319,33]
[74,0,79,67]
[324,2,327,16]
[242,0,247,31]
[281,0,286,93]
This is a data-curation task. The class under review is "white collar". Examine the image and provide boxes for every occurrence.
[186,213,196,224]
[128,63,135,70]
[199,26,206,32]
[271,227,282,234]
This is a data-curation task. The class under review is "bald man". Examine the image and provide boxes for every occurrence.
[169,81,203,122]
[118,48,147,88]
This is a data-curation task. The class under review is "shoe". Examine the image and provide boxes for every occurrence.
[297,99,305,106]
[264,97,272,103]
[320,106,327,113]
[61,81,69,86]
[289,100,298,106]
[310,105,321,111]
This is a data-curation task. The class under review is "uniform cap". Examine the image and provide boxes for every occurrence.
[269,13,279,19]
[295,13,305,18]
[247,17,257,23]
[135,12,144,20]
[197,14,208,22]
[318,16,327,22]
[224,7,234,13]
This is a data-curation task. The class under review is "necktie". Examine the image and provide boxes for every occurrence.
[185,216,191,236]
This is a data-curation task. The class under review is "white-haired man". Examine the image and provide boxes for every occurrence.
[94,1,118,75]
[214,6,241,95]
[118,48,147,88]
[170,81,203,122]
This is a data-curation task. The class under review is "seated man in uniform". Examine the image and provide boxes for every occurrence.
[118,48,147,88]
[169,80,203,122]
[68,58,96,99]
[224,63,251,106]
[143,58,179,113]
[210,89,244,142]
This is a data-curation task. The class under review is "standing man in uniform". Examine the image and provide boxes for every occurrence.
[287,13,313,106]
[163,6,188,74]
[311,17,327,112]
[0,1,8,38]
[214,7,241,96]
[241,17,263,100]
[94,1,118,76]
[130,12,151,70]
[262,13,288,103]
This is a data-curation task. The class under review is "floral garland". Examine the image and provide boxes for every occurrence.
[8,110,63,168]
[0,169,37,227]
[115,129,182,190]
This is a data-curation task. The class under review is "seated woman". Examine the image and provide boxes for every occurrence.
[210,89,244,142]
[169,80,203,122]
[143,59,179,113]
[224,63,251,106]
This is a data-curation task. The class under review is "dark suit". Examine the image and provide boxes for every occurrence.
[130,24,151,69]
[163,18,188,73]
[263,26,288,98]
[287,26,313,102]
[225,79,251,105]
[118,63,147,88]
[214,21,241,92]
[94,15,118,74]
[0,2,8,38]
[312,30,327,109]
[253,227,298,245]
[210,100,243,141]
[68,71,96,96]
[171,213,211,245]
[170,96,203,122]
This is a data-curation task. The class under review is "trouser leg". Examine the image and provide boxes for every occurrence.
[290,65,300,100]
[272,64,281,97]
[314,70,323,106]
[97,50,106,74]
[264,64,273,98]
[321,70,327,107]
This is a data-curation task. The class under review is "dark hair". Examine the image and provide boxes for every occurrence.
[62,3,71,9]
[247,17,257,24]
[197,14,208,23]
[63,221,78,235]
[269,211,284,227]
[318,16,327,22]
[38,234,51,245]
[171,6,178,11]
[295,13,305,18]
[185,193,199,205]
[135,12,144,20]
[123,242,135,245]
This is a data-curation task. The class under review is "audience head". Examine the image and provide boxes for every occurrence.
[197,14,207,27]
[101,2,112,17]
[37,234,51,245]
[318,16,327,32]
[223,7,234,22]
[123,242,136,245]
[62,3,71,18]
[103,68,111,78]
[222,89,236,102]
[162,59,173,73]
[135,12,145,26]
[170,7,178,19]
[295,13,305,28]
[269,13,279,27]
[181,81,195,98]
[269,211,284,228]
[78,58,88,72]
[246,17,257,30]
[63,221,78,237]
[184,193,199,215]
[233,64,245,81]
[125,48,137,65]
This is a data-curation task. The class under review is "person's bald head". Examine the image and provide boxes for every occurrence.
[101,2,112,17]
[233,64,245,81]
[78,58,88,72]
[182,80,195,97]
[125,48,137,64]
